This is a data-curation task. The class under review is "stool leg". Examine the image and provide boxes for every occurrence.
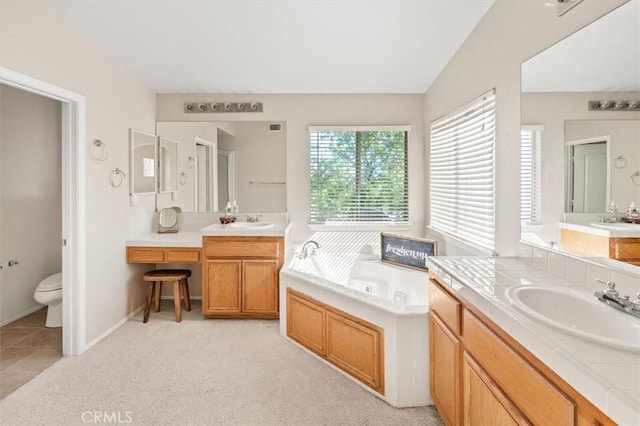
[173,280,182,322]
[182,278,191,311]
[154,281,162,312]
[143,282,154,323]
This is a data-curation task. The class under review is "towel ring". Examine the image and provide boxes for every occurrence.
[632,171,640,186]
[613,155,627,169]
[110,168,126,188]
[179,172,188,185]
[89,139,109,161]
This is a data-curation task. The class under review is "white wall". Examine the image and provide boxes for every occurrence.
[0,1,156,344]
[157,94,426,243]
[423,0,627,256]
[0,84,62,324]
[522,91,640,246]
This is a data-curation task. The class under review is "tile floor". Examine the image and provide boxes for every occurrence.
[0,308,62,399]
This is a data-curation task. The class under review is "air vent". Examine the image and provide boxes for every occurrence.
[269,123,282,132]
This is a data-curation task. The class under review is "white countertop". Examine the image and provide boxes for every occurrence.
[428,256,639,426]
[560,221,640,238]
[126,222,290,247]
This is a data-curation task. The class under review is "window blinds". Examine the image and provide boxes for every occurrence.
[521,126,543,225]
[309,129,409,224]
[429,90,496,251]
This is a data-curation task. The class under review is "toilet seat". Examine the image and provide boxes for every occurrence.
[36,272,63,292]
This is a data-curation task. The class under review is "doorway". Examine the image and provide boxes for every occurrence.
[0,67,86,357]
[566,136,610,213]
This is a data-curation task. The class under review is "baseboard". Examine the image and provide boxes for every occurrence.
[0,304,46,327]
[84,304,144,352]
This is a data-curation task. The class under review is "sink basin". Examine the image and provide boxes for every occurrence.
[507,286,640,352]
[229,222,274,229]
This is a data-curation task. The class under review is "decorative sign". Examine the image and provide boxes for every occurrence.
[380,233,437,272]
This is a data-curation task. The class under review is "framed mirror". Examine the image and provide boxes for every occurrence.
[155,121,286,213]
[129,129,157,195]
[520,1,640,268]
[158,136,178,193]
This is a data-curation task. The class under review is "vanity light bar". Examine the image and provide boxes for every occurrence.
[588,100,640,111]
[183,102,263,113]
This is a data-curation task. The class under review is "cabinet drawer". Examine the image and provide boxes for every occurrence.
[429,279,461,334]
[204,237,281,258]
[127,247,165,263]
[166,249,200,263]
[462,310,575,425]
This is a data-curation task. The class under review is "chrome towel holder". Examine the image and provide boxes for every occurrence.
[110,168,126,188]
[89,139,109,161]
[632,171,640,186]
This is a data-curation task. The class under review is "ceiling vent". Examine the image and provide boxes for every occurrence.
[269,123,282,132]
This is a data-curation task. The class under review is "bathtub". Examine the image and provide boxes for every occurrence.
[279,252,431,408]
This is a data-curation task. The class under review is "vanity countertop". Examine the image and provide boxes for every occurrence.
[560,221,640,238]
[126,222,290,247]
[428,256,639,426]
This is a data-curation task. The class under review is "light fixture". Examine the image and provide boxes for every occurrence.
[556,0,584,16]
[588,100,640,111]
[184,102,263,113]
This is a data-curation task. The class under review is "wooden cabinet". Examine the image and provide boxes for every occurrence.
[286,288,384,395]
[202,236,283,318]
[428,274,615,426]
[127,246,201,264]
[430,313,460,426]
[462,352,528,426]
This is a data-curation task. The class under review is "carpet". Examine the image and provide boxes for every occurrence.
[0,302,442,426]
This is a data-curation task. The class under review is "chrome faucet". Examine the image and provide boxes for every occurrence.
[245,214,262,223]
[297,240,320,259]
[597,215,618,223]
[593,278,640,318]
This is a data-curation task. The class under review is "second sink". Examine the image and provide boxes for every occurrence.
[507,285,640,352]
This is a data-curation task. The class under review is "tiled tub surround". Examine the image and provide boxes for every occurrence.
[280,252,430,408]
[428,256,640,425]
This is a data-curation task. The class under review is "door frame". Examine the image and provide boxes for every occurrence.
[565,135,610,213]
[194,136,218,211]
[1,67,86,356]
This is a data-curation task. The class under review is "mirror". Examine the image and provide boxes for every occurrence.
[155,121,287,213]
[521,1,640,265]
[158,206,180,233]
[129,129,157,195]
[158,136,178,193]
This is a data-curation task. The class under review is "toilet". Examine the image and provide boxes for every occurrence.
[33,272,63,328]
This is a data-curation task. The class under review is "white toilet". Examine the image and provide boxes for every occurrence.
[33,272,63,328]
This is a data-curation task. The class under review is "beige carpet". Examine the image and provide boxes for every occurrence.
[0,301,442,426]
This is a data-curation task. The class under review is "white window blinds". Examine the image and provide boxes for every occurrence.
[309,127,409,224]
[429,90,496,251]
[521,125,543,225]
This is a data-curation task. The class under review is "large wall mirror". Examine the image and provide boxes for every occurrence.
[155,121,287,213]
[520,0,640,269]
[130,129,157,195]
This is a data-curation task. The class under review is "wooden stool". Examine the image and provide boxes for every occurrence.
[142,269,191,323]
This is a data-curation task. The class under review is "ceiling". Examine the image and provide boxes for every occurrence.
[522,0,640,93]
[44,0,494,94]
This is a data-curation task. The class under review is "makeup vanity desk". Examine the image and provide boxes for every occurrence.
[126,232,203,264]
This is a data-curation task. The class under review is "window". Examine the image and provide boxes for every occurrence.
[521,125,543,226]
[309,126,409,224]
[429,90,496,251]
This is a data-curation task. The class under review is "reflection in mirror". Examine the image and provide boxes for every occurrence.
[159,137,178,193]
[521,0,640,270]
[155,121,286,212]
[130,129,157,195]
[565,134,609,213]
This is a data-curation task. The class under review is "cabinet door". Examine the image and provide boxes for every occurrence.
[242,260,278,315]
[463,352,530,426]
[287,291,326,356]
[326,311,384,394]
[430,313,460,426]
[204,260,241,314]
